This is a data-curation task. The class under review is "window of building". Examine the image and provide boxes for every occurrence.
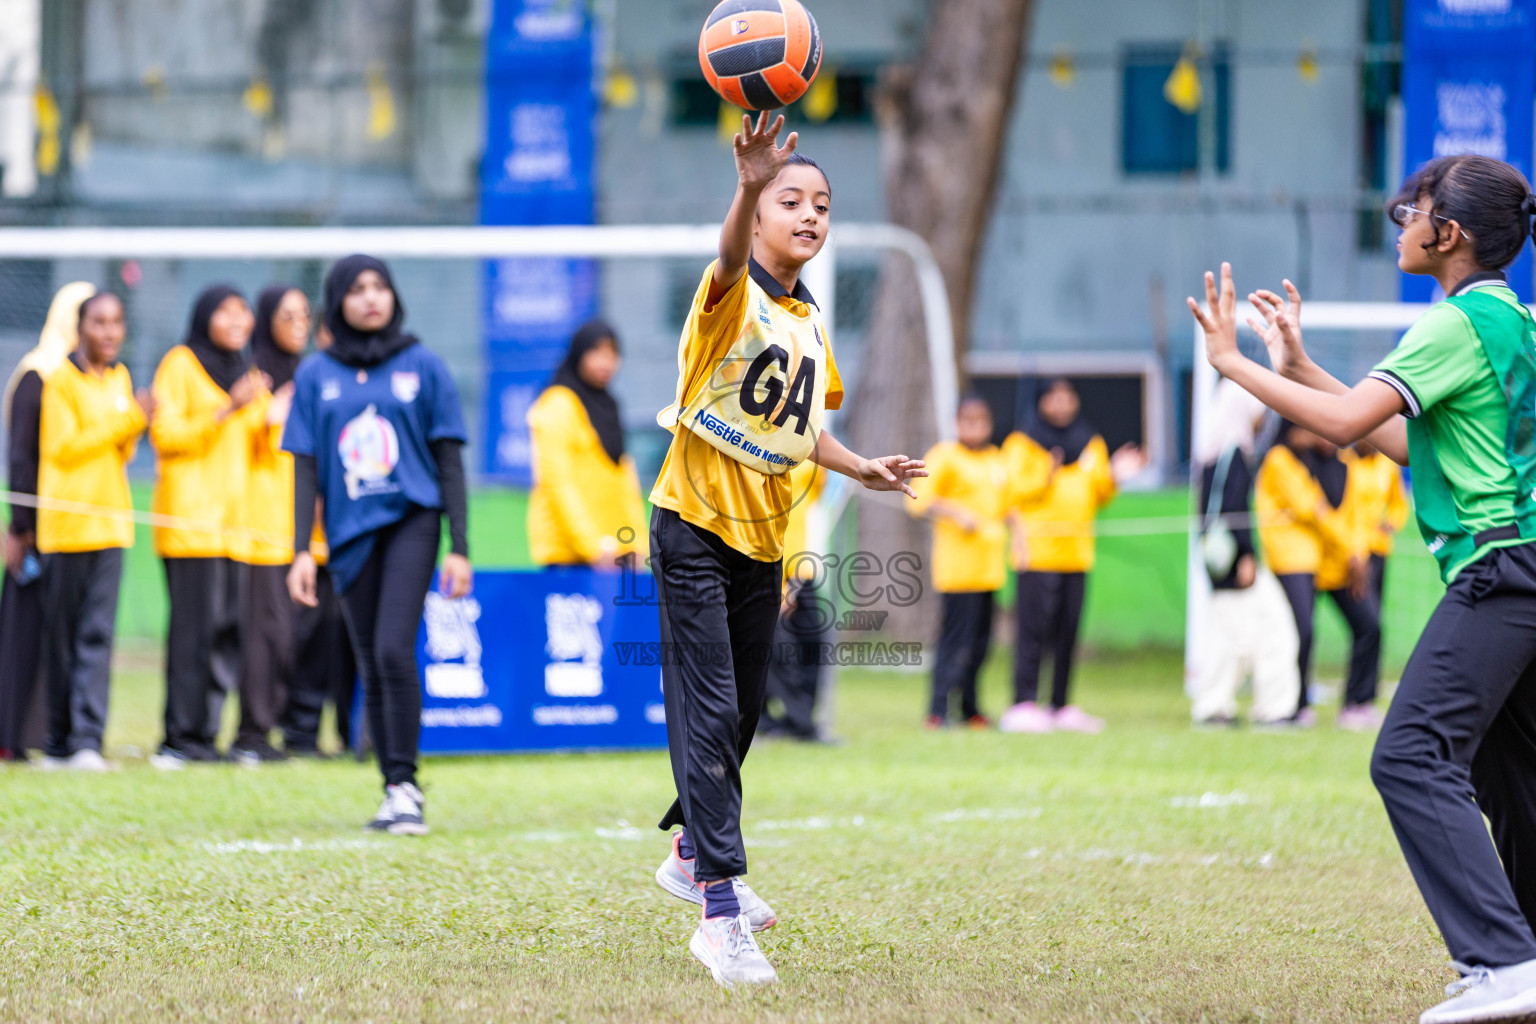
[669,68,878,127]
[1120,43,1229,176]
[1358,0,1402,251]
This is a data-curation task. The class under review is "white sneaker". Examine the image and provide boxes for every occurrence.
[385,782,428,836]
[655,833,777,931]
[689,912,777,987]
[67,749,110,772]
[1421,957,1536,1023]
[998,701,1053,734]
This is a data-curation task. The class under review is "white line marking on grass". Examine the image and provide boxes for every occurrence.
[593,820,650,841]
[197,838,383,855]
[931,807,1043,823]
[1169,791,1250,809]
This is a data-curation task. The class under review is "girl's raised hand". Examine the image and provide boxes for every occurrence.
[856,454,928,499]
[733,110,798,190]
[1187,263,1242,373]
[1247,280,1310,378]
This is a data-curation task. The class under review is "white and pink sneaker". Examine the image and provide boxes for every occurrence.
[1335,704,1384,732]
[998,701,1054,734]
[1051,705,1105,734]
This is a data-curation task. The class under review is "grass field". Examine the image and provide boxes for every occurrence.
[0,649,1455,1023]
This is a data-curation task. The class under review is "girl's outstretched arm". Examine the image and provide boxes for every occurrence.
[1191,264,1406,455]
[708,111,798,307]
[810,430,927,499]
[1246,280,1410,464]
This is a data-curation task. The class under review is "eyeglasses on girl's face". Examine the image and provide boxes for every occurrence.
[1392,202,1473,239]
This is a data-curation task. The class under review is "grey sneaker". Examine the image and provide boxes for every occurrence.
[655,833,777,931]
[1421,957,1536,1024]
[385,782,428,837]
[689,912,777,987]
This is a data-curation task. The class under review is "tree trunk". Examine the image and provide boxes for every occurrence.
[842,0,1034,643]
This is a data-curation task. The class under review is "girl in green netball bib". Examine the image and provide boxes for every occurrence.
[648,112,926,987]
[1192,155,1536,1024]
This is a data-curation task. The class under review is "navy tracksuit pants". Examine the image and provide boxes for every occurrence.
[1372,541,1536,967]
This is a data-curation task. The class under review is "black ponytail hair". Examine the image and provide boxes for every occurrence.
[784,152,831,198]
[1388,154,1536,270]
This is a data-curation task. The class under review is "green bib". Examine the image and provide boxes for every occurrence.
[1407,289,1536,579]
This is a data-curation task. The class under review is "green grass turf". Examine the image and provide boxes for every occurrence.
[109,485,1445,676]
[0,649,1451,1023]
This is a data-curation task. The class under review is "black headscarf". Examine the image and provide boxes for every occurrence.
[1279,419,1347,507]
[322,255,418,368]
[252,285,305,390]
[1023,380,1094,464]
[549,319,625,464]
[185,284,252,393]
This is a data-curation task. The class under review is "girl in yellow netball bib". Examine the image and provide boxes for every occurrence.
[649,112,926,987]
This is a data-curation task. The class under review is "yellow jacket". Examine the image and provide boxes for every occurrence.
[36,357,146,554]
[527,385,648,566]
[1256,445,1354,582]
[909,440,1007,592]
[150,346,269,559]
[1003,432,1116,573]
[239,419,294,567]
[1342,449,1409,558]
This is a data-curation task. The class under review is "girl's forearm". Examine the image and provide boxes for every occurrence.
[717,182,767,283]
[809,430,861,478]
[1280,358,1409,463]
[1220,355,1401,449]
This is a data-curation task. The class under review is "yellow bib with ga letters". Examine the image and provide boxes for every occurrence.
[658,274,830,477]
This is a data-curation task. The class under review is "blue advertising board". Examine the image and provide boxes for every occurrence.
[480,0,598,483]
[416,568,667,753]
[1403,0,1536,301]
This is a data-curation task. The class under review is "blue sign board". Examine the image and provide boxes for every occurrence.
[417,568,667,754]
[480,0,598,483]
[1403,0,1536,301]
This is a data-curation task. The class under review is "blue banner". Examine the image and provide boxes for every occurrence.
[417,568,667,754]
[1403,0,1536,301]
[480,0,597,482]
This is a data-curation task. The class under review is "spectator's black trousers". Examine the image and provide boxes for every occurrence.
[931,591,995,720]
[0,562,47,757]
[162,556,244,752]
[1014,571,1085,709]
[1277,572,1382,710]
[1372,542,1536,968]
[652,507,781,883]
[764,576,830,738]
[338,506,440,790]
[43,548,124,756]
[283,564,357,751]
[238,563,292,748]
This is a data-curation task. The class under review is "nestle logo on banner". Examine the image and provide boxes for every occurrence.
[422,593,486,699]
[545,593,605,698]
[1434,81,1509,159]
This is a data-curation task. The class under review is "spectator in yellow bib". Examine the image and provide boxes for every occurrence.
[1343,442,1409,607]
[910,394,1008,731]
[37,293,152,770]
[149,285,268,767]
[0,280,94,760]
[1000,379,1145,734]
[527,319,647,569]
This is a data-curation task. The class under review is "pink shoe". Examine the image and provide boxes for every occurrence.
[998,701,1053,734]
[1335,704,1384,732]
[1051,705,1105,734]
